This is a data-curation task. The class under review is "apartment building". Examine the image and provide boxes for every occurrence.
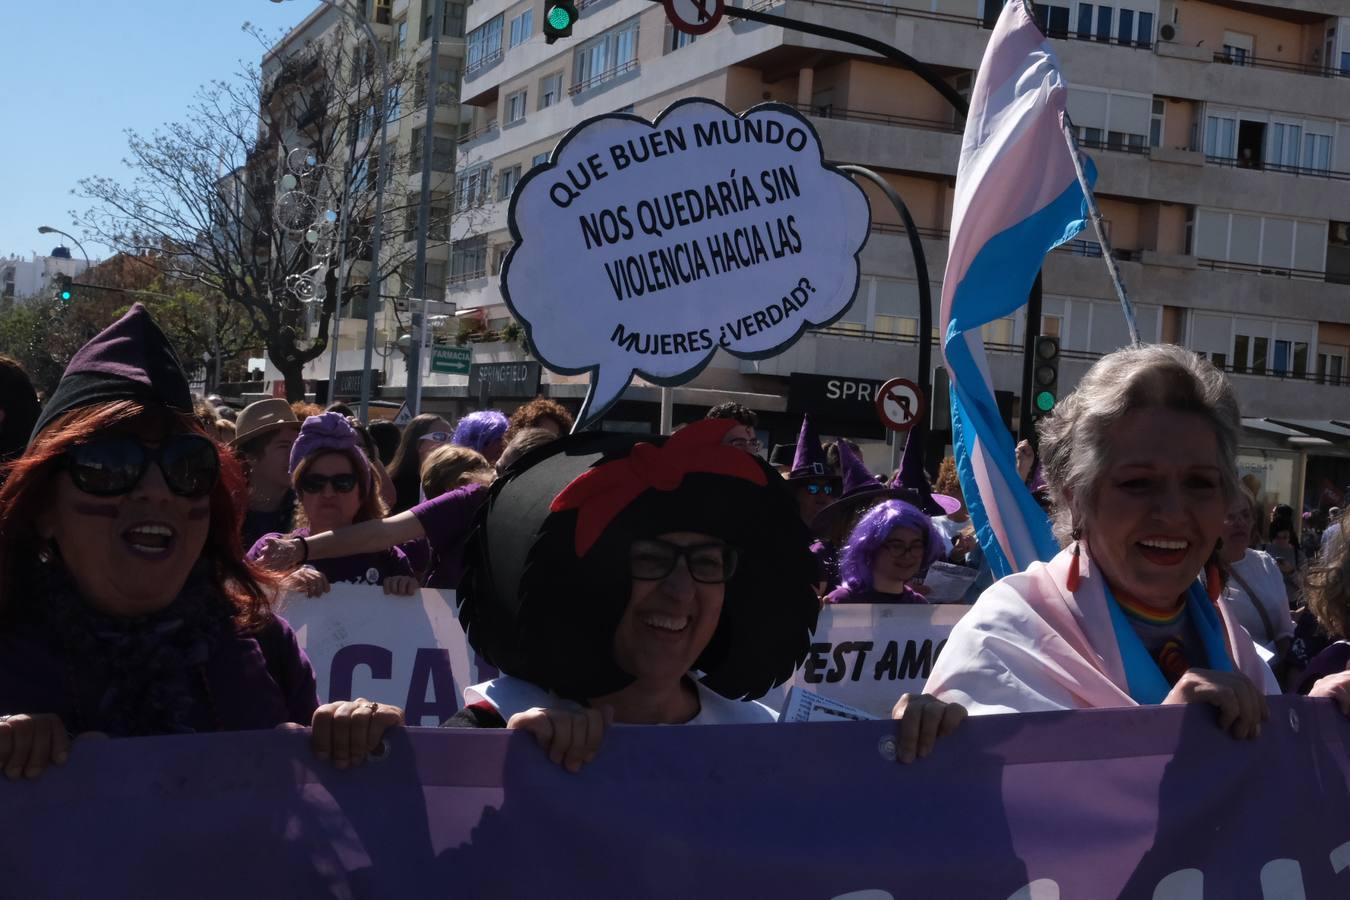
[0,248,91,306]
[260,0,472,383]
[434,0,1350,503]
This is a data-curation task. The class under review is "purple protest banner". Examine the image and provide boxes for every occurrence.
[2,698,1347,898]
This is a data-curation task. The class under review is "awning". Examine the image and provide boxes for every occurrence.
[1242,418,1339,450]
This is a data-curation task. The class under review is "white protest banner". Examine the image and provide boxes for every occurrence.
[784,603,972,717]
[279,585,476,726]
[502,98,871,424]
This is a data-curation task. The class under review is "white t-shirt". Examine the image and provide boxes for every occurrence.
[931,516,966,557]
[464,676,778,725]
[1225,550,1294,653]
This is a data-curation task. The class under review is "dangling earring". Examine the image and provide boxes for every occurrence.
[1205,540,1224,602]
[1066,526,1083,592]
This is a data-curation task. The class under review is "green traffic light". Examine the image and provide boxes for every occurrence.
[547,6,573,29]
[1035,391,1056,412]
[60,290,72,302]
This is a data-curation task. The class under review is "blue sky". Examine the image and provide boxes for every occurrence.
[1,0,318,261]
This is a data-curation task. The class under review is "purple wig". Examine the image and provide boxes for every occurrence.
[452,410,509,454]
[838,499,944,591]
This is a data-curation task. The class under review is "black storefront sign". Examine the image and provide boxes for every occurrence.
[332,370,382,400]
[786,372,888,440]
[469,362,542,400]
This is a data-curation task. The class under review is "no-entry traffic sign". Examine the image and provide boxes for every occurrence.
[875,377,925,432]
[663,0,724,35]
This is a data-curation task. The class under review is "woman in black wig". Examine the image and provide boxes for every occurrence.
[447,419,822,770]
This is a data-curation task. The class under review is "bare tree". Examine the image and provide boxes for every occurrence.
[75,21,460,400]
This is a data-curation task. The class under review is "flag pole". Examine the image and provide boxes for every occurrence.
[1059,116,1142,346]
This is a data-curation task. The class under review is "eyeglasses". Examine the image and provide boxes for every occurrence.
[419,431,452,444]
[727,438,762,453]
[805,482,836,496]
[880,539,926,558]
[62,434,220,499]
[629,538,739,584]
[298,473,359,495]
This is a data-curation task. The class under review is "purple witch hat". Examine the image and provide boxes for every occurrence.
[786,414,838,483]
[889,423,961,517]
[29,302,192,445]
[809,440,894,536]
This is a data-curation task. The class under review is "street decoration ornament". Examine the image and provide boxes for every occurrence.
[501,98,871,427]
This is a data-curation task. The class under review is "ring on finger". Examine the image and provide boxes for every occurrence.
[364,702,379,714]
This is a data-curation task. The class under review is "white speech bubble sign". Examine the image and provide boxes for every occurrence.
[501,98,871,426]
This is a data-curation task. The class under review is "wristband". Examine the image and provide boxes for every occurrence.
[295,535,309,564]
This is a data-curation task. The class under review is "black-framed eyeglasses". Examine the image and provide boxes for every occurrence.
[298,472,359,495]
[629,538,739,584]
[62,434,220,499]
[881,538,926,558]
[805,482,836,496]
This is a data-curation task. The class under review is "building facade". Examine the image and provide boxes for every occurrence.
[429,0,1350,502]
[1,248,90,305]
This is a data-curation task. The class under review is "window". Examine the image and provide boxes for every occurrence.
[456,163,493,210]
[371,0,391,25]
[466,14,504,72]
[386,86,401,123]
[403,195,452,241]
[414,58,460,107]
[573,22,639,92]
[497,164,521,201]
[1136,11,1153,48]
[531,152,549,169]
[509,9,534,48]
[1116,9,1133,45]
[1233,334,1250,374]
[1075,4,1092,39]
[423,0,467,40]
[1221,31,1253,65]
[983,318,1015,346]
[1317,347,1347,385]
[450,236,488,281]
[505,89,528,124]
[874,315,918,337]
[1032,4,1070,38]
[410,127,456,172]
[1269,123,1302,169]
[1342,52,1350,76]
[1149,99,1164,148]
[1040,315,1062,337]
[1095,6,1111,42]
[669,28,696,52]
[1205,116,1237,158]
[396,19,408,50]
[538,72,563,109]
[1303,133,1332,173]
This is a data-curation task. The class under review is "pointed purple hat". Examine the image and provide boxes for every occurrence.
[30,303,192,444]
[786,414,838,483]
[889,425,961,517]
[809,440,891,536]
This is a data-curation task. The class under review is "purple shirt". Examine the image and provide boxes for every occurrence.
[825,583,929,605]
[0,615,319,734]
[411,483,490,589]
[248,527,413,587]
[1297,640,1350,695]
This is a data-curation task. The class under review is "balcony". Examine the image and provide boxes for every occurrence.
[568,59,640,97]
[1204,154,1350,184]
[1212,50,1350,81]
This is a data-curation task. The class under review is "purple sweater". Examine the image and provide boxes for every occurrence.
[0,615,319,734]
[248,527,414,587]
[411,482,490,589]
[825,583,929,605]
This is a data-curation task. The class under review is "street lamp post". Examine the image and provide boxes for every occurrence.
[36,225,91,270]
[270,0,391,423]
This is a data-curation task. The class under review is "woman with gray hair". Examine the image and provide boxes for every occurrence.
[922,345,1350,735]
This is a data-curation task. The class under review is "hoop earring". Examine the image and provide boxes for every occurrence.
[1066,526,1083,592]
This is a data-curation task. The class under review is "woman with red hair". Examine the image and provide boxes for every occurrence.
[0,305,402,779]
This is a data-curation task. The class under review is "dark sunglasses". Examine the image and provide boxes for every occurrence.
[629,539,739,584]
[806,482,836,496]
[298,473,359,495]
[62,434,220,499]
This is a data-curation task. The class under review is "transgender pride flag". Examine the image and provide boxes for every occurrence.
[940,0,1093,578]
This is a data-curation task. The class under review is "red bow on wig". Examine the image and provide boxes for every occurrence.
[550,419,768,556]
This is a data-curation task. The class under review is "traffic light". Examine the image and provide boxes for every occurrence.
[53,274,74,303]
[543,0,578,43]
[1032,335,1060,417]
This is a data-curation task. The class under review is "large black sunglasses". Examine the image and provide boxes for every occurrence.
[62,434,220,499]
[298,473,359,495]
